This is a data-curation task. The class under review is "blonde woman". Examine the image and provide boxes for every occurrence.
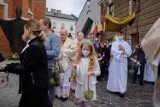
[0,19,52,107]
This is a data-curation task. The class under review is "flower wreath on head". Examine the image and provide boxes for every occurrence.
[81,41,93,46]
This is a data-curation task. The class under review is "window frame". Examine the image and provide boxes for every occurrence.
[52,22,56,29]
[70,25,73,31]
[61,23,65,29]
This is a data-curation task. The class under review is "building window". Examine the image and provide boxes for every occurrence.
[129,0,140,14]
[70,25,73,31]
[129,0,140,12]
[52,22,56,29]
[109,4,114,16]
[106,0,114,16]
[61,23,65,29]
[108,0,112,3]
[129,0,132,14]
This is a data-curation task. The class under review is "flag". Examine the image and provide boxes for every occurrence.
[97,21,102,32]
[93,21,98,35]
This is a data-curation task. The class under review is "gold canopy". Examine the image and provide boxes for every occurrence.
[105,12,136,31]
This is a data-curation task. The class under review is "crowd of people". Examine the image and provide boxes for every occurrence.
[0,17,159,107]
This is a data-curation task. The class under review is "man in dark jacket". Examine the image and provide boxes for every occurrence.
[94,38,102,81]
[132,44,146,85]
[101,44,110,76]
[94,38,102,55]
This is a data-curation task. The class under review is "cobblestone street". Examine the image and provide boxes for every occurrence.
[0,72,154,107]
[0,74,76,107]
[0,74,20,107]
[75,74,154,107]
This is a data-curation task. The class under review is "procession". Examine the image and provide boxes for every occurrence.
[0,0,160,107]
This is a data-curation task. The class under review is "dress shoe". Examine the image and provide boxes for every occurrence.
[139,82,144,86]
[60,97,68,102]
[119,93,125,98]
[132,81,135,84]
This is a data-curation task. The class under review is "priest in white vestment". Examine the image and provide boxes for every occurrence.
[107,31,132,97]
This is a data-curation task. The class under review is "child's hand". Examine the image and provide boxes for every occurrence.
[71,61,77,69]
[72,63,77,69]
[87,71,94,76]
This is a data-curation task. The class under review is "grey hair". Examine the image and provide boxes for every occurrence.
[77,31,84,37]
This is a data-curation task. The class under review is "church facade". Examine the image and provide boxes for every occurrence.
[0,0,46,53]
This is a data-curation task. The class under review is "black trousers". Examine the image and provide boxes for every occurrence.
[133,63,145,84]
[19,89,52,107]
[97,59,110,80]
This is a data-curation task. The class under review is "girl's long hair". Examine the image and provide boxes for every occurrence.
[76,40,96,72]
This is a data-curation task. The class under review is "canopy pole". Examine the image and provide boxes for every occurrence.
[136,0,139,45]
[125,26,127,41]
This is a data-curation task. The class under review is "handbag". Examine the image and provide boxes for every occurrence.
[49,66,60,87]
[83,76,94,101]
[56,57,69,73]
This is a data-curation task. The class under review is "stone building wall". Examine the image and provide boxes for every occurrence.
[102,0,160,47]
[127,0,160,47]
[34,0,46,19]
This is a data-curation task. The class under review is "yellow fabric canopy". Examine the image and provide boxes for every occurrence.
[105,12,136,31]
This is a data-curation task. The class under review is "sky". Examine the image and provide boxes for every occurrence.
[46,0,86,17]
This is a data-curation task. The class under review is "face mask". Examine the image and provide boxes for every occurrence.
[118,36,124,40]
[82,49,90,57]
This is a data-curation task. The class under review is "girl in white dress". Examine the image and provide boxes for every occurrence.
[74,40,101,102]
